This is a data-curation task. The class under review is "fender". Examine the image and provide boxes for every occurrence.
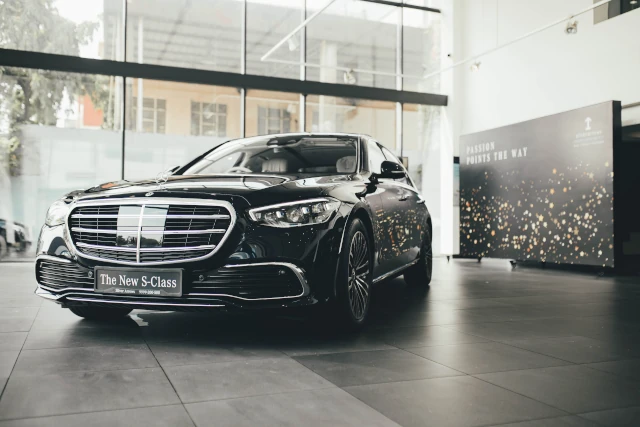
[331,200,376,299]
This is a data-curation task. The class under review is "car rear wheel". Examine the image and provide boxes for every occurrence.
[335,218,372,330]
[68,306,132,321]
[404,230,433,287]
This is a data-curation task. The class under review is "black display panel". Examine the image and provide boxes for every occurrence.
[459,102,615,267]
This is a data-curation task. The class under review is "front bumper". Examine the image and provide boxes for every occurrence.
[35,255,314,310]
[34,203,350,311]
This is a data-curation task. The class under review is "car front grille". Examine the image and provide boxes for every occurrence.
[189,264,306,299]
[36,259,93,290]
[68,199,235,265]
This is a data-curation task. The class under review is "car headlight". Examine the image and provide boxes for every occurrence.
[248,198,341,228]
[45,200,70,227]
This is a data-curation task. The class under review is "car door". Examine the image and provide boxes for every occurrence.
[364,139,405,278]
[380,146,423,264]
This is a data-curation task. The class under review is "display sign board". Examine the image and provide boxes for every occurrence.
[459,102,615,267]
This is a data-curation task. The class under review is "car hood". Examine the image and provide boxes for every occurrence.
[68,174,355,207]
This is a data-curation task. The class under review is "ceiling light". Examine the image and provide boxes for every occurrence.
[343,69,357,85]
[287,35,299,52]
[631,0,638,4]
[565,20,578,35]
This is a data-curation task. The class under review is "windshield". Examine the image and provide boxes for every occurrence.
[183,135,358,176]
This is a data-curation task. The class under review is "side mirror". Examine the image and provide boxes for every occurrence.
[378,160,405,179]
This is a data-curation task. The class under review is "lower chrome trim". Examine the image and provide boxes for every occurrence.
[372,259,419,284]
[35,254,71,264]
[65,297,224,308]
[38,284,92,293]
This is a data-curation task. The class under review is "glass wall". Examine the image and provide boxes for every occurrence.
[306,96,396,148]
[124,79,242,180]
[246,90,301,136]
[246,0,303,79]
[306,0,397,90]
[403,2,442,93]
[0,68,121,259]
[1,0,124,60]
[124,0,243,72]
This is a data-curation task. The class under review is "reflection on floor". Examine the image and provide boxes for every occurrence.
[0,259,639,426]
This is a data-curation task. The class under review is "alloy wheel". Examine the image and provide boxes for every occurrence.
[348,230,370,321]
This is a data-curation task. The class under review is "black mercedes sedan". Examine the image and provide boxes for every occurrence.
[35,133,432,328]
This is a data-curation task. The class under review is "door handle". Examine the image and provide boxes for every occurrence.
[399,193,409,201]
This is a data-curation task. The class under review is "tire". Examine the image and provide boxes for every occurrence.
[404,229,433,287]
[68,306,132,321]
[334,218,373,330]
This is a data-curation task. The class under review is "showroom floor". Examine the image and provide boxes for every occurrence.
[0,260,639,427]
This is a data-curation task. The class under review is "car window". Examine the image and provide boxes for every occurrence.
[192,152,244,174]
[366,139,386,174]
[183,136,358,176]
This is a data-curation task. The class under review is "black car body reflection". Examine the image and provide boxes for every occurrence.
[35,133,432,327]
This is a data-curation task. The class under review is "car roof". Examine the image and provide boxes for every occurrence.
[244,132,371,139]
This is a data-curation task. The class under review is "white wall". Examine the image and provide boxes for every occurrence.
[452,0,640,148]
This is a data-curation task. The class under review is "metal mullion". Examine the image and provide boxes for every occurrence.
[396,5,403,156]
[299,0,306,132]
[121,0,128,180]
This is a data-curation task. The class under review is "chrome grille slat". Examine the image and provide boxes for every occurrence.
[71,214,230,219]
[67,198,235,265]
[76,242,216,252]
[71,227,226,235]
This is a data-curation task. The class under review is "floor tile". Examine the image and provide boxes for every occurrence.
[408,342,570,374]
[345,375,565,427]
[0,333,27,351]
[0,368,180,419]
[579,406,640,427]
[373,325,489,349]
[0,318,34,333]
[23,327,145,350]
[444,321,576,342]
[276,335,395,357]
[490,415,601,426]
[294,349,461,386]
[164,358,333,403]
[584,359,640,382]
[0,351,19,378]
[185,388,399,427]
[29,307,136,331]
[0,307,39,319]
[149,340,286,367]
[0,296,42,308]
[476,365,640,413]
[0,405,195,427]
[11,344,158,377]
[503,336,640,363]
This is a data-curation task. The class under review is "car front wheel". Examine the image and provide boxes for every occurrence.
[335,218,372,330]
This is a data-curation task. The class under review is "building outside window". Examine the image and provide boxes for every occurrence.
[258,106,291,135]
[132,97,166,134]
[191,102,227,137]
